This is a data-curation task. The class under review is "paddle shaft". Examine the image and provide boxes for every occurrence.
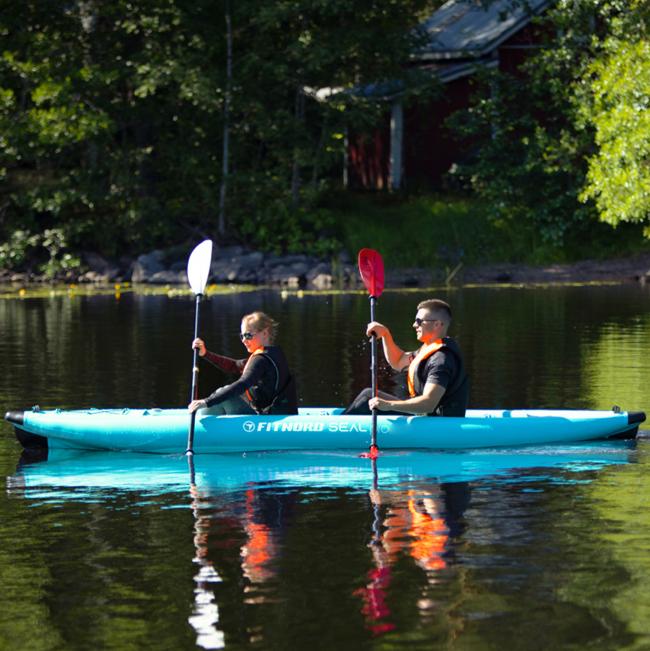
[186,293,202,454]
[370,295,378,450]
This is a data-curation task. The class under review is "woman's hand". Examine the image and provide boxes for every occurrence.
[192,338,207,356]
[188,399,207,413]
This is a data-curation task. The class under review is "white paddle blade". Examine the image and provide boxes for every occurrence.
[187,240,213,295]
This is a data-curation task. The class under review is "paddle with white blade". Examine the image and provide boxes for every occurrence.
[358,248,385,459]
[186,239,213,455]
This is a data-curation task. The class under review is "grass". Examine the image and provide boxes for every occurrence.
[322,191,650,269]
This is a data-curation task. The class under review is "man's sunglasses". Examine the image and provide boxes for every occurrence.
[240,332,255,341]
[414,317,437,327]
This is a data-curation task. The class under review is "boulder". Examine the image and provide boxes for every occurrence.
[131,251,165,283]
[149,270,188,284]
[310,273,333,290]
[81,252,120,282]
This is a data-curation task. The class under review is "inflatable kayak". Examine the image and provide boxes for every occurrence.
[4,406,646,453]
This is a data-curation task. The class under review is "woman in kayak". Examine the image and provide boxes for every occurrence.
[188,311,298,415]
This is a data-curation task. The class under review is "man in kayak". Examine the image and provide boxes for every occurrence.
[188,311,298,415]
[344,299,469,416]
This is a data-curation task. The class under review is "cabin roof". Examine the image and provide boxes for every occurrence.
[417,0,551,61]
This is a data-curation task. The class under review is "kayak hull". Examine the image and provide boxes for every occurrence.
[4,407,646,454]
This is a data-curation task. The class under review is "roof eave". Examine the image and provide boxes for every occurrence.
[415,0,551,63]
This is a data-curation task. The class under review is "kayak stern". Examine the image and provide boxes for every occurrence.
[5,410,49,449]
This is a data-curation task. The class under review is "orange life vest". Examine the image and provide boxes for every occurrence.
[407,340,445,397]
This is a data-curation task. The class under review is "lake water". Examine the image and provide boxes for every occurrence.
[1,284,650,650]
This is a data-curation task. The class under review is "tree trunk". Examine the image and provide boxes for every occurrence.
[218,0,232,237]
[291,87,305,207]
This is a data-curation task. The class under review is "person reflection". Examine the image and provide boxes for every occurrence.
[240,485,300,594]
[355,477,470,635]
[241,488,277,584]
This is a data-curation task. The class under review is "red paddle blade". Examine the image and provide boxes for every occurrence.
[358,248,384,297]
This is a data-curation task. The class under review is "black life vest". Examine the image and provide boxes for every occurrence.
[243,346,298,415]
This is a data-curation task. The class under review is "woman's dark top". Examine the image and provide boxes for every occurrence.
[202,346,298,415]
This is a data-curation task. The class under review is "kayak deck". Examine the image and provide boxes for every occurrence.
[4,406,646,454]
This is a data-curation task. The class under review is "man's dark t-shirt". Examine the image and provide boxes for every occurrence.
[412,339,469,416]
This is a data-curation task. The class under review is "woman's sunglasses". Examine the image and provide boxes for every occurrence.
[240,332,255,341]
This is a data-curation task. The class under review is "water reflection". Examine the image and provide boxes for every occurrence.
[5,443,636,646]
[189,471,225,650]
[3,284,650,648]
[355,460,471,636]
[582,315,650,413]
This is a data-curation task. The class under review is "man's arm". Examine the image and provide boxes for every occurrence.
[367,321,411,371]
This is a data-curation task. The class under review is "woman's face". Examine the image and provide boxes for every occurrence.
[239,320,268,352]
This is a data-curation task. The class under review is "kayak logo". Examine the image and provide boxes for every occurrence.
[244,421,327,433]
[241,420,383,434]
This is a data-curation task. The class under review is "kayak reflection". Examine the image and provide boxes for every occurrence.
[10,442,636,497]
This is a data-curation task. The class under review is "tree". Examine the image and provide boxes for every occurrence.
[0,0,441,268]
[578,2,650,235]
[446,1,609,256]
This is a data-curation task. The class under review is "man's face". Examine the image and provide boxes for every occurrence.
[413,310,441,343]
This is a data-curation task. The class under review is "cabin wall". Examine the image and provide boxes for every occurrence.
[402,77,473,190]
[347,116,391,190]
[346,18,548,191]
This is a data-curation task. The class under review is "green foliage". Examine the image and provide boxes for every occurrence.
[0,228,81,278]
[0,231,33,270]
[238,201,340,257]
[2,0,648,273]
[447,0,650,250]
[332,192,500,267]
[446,3,603,248]
[0,0,442,270]
[579,34,650,234]
[330,191,650,268]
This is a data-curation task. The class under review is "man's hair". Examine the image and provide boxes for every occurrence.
[417,299,452,322]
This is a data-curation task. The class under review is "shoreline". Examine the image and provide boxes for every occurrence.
[2,250,650,291]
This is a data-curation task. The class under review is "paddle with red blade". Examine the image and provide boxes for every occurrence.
[358,248,385,459]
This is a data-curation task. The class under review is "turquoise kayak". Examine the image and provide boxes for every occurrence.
[4,406,646,453]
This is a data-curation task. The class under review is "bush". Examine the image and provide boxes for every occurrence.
[0,227,81,278]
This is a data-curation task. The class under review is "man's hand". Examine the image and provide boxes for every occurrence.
[366,321,389,339]
[369,396,392,412]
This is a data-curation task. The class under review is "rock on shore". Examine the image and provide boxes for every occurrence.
[85,245,362,289]
[121,247,650,288]
[3,247,650,288]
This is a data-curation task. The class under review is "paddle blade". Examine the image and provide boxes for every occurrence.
[187,240,213,295]
[358,248,384,297]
